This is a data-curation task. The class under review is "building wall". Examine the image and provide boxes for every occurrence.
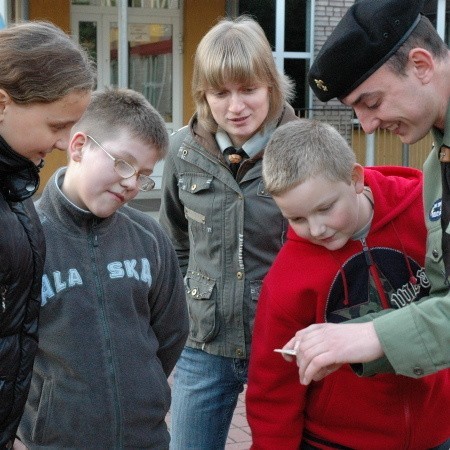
[312,0,353,111]
[29,0,70,31]
[182,0,226,125]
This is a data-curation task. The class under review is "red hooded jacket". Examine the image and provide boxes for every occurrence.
[247,166,450,450]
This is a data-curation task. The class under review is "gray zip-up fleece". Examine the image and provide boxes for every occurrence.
[17,168,189,449]
[159,105,299,359]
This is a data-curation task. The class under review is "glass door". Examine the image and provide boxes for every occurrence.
[108,19,174,126]
[71,6,183,187]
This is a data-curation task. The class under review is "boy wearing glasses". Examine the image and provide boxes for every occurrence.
[16,88,189,449]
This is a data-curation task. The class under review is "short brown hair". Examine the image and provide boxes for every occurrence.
[386,15,449,76]
[72,88,168,160]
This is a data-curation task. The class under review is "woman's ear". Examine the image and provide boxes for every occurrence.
[68,132,88,162]
[0,89,12,119]
[351,163,365,193]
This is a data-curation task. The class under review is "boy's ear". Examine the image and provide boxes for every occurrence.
[351,163,365,193]
[68,132,88,162]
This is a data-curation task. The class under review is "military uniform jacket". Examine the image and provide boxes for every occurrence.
[362,103,450,378]
[159,105,298,359]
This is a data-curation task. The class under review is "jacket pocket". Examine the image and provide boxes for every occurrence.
[185,270,218,343]
[249,279,263,334]
[32,377,53,444]
[426,221,447,293]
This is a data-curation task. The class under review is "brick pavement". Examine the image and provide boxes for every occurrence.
[166,373,252,449]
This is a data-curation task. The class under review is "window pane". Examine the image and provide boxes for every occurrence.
[79,21,98,89]
[110,22,173,122]
[238,0,275,49]
[285,0,307,51]
[284,58,309,110]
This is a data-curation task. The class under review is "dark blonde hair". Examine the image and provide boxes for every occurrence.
[192,16,294,133]
[73,88,168,160]
[263,120,356,196]
[0,21,95,104]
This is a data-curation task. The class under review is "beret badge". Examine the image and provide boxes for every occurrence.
[314,79,328,92]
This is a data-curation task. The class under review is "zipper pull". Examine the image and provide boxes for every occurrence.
[361,238,373,266]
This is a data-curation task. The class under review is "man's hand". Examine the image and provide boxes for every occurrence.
[281,322,384,385]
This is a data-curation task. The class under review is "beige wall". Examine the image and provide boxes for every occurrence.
[182,0,226,125]
[352,130,431,170]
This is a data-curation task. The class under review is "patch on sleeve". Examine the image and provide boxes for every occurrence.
[429,198,442,222]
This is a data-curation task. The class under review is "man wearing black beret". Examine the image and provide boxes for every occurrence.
[287,0,450,394]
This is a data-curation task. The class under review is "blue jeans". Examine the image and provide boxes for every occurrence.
[169,347,248,450]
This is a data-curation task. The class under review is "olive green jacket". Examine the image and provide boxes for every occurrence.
[360,104,450,377]
[159,105,298,359]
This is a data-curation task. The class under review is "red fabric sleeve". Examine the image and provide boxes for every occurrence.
[247,267,316,449]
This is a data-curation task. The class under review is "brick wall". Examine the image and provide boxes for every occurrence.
[311,1,354,141]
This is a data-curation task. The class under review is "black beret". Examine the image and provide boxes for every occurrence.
[308,0,424,102]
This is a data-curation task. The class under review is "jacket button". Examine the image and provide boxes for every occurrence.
[432,249,439,258]
[191,184,197,191]
[236,271,243,280]
[413,366,424,376]
[236,348,244,357]
[191,288,198,296]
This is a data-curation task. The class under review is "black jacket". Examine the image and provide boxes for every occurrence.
[0,136,45,449]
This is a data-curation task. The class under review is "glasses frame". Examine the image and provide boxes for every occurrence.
[86,134,155,192]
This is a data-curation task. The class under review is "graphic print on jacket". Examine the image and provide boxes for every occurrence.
[326,247,430,323]
[41,258,152,306]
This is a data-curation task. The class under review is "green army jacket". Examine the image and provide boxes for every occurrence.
[361,104,450,378]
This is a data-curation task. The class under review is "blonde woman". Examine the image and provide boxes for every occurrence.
[159,15,297,449]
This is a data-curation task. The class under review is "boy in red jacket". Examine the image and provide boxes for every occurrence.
[246,119,450,450]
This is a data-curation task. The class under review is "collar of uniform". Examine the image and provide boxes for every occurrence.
[433,101,450,161]
[215,122,276,159]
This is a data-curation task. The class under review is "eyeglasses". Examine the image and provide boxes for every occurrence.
[86,135,155,192]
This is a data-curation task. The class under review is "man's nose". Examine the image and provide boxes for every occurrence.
[355,109,380,135]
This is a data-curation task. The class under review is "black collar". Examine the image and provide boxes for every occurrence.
[0,134,41,202]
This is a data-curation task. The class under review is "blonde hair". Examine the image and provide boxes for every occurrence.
[192,16,294,133]
[0,21,95,104]
[263,120,356,196]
